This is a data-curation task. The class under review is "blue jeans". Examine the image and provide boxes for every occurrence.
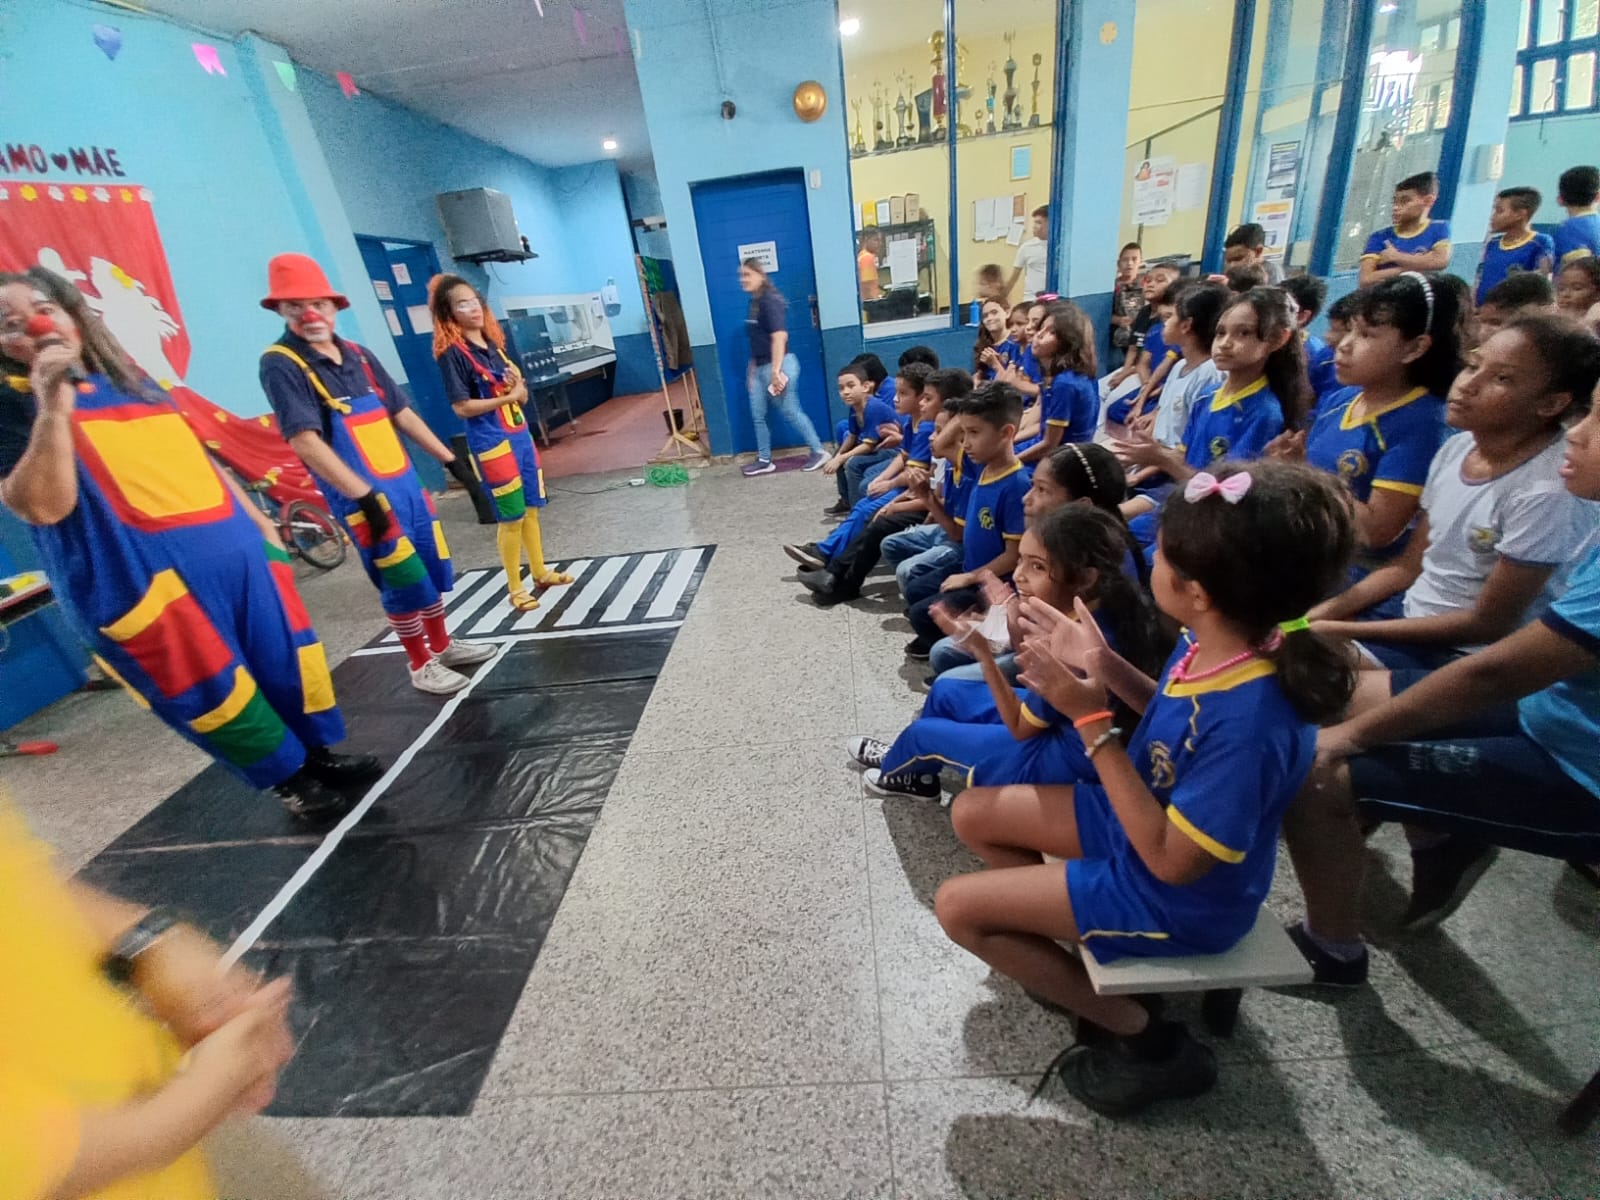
[843,447,896,504]
[883,524,945,566]
[748,353,822,461]
[894,539,962,605]
[930,641,1018,679]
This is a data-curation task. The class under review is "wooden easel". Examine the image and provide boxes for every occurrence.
[637,255,711,465]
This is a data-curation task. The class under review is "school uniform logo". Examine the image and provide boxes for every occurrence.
[1468,525,1498,553]
[978,506,996,531]
[1337,449,1369,480]
[1145,740,1176,789]
[1207,435,1231,462]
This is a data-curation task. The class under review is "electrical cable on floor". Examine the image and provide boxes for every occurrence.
[548,479,641,495]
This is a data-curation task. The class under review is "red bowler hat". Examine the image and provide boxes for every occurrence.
[260,253,350,311]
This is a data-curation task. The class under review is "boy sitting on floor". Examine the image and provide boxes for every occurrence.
[799,369,974,604]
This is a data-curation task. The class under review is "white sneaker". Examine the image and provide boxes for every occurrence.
[437,639,496,668]
[410,658,470,695]
[847,736,891,769]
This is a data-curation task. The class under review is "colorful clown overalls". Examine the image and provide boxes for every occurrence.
[451,341,546,520]
[263,345,453,615]
[28,375,344,789]
[442,339,565,610]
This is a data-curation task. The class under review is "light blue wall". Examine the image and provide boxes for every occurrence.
[622,168,674,261]
[298,71,647,340]
[624,0,857,345]
[1504,113,1600,199]
[2,4,378,413]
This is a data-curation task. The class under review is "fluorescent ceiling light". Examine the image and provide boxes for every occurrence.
[839,17,861,36]
[602,137,618,151]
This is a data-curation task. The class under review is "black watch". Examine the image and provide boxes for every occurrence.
[102,905,182,988]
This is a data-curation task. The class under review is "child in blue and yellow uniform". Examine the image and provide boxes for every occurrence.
[0,268,378,820]
[429,275,572,613]
[1358,170,1452,287]
[934,460,1356,1115]
[257,254,494,697]
[1475,186,1555,307]
[1113,287,1302,556]
[1018,301,1098,465]
[855,505,1161,800]
[904,384,1031,657]
[1276,273,1457,617]
[823,360,903,514]
[1554,165,1600,267]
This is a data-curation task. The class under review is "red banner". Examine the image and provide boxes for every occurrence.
[0,180,320,506]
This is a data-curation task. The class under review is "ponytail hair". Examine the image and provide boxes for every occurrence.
[1034,505,1165,690]
[1,268,152,399]
[1159,460,1356,722]
[427,273,506,358]
[1224,287,1312,427]
[1349,271,1462,398]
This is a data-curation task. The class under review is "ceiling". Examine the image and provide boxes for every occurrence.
[136,0,654,172]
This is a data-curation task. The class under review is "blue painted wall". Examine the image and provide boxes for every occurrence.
[2,5,362,413]
[1504,113,1600,198]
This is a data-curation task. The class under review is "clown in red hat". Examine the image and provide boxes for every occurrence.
[257,254,493,695]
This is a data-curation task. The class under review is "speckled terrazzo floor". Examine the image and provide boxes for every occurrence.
[4,463,1596,1199]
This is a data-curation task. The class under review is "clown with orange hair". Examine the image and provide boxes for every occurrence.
[429,274,572,611]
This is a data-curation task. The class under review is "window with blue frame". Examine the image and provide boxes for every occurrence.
[1511,0,1600,118]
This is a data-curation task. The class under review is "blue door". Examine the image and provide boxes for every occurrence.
[354,237,452,442]
[690,171,828,456]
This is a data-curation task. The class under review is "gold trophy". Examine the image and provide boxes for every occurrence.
[850,98,866,155]
[1028,52,1043,127]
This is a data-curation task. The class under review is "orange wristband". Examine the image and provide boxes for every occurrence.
[1072,709,1114,730]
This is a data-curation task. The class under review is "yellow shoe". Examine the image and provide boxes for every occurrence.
[533,570,574,588]
[509,589,540,612]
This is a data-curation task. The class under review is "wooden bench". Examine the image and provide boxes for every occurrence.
[1078,908,1313,1036]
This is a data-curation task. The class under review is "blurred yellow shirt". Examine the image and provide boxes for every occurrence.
[0,799,214,1200]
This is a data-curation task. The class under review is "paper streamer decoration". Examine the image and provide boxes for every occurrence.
[574,7,587,43]
[191,43,225,76]
[92,25,122,61]
[336,71,359,98]
[273,60,297,91]
[533,0,543,14]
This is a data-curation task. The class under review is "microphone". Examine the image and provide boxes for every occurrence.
[25,314,87,384]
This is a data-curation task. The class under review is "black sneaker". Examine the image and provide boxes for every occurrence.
[1054,1022,1217,1116]
[847,736,891,769]
[1400,836,1499,933]
[302,746,384,787]
[863,767,942,799]
[904,638,934,660]
[783,543,826,570]
[273,770,357,821]
[822,499,851,517]
[1285,922,1370,988]
[797,567,847,605]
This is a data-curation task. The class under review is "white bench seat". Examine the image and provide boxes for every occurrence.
[1080,908,1314,996]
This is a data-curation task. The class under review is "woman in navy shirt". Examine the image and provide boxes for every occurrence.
[739,259,827,477]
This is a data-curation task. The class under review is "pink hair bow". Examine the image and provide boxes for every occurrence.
[1183,471,1253,504]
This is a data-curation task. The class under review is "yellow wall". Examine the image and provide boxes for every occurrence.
[843,4,1056,311]
[1116,0,1270,263]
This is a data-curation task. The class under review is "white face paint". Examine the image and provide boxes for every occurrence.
[280,299,338,343]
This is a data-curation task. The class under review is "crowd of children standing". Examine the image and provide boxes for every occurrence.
[769,160,1600,1117]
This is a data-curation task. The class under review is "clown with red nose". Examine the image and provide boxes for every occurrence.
[257,254,493,695]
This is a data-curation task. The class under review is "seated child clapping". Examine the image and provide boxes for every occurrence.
[935,460,1356,1116]
[822,361,900,514]
[850,504,1161,801]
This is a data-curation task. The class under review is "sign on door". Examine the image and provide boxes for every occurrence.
[738,240,779,273]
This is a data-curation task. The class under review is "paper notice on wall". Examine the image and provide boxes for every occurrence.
[1006,217,1025,246]
[1174,163,1209,212]
[887,237,918,287]
[974,197,993,241]
[384,308,403,336]
[406,303,432,332]
[1252,199,1294,259]
[372,279,393,301]
[1131,155,1177,226]
[738,240,779,273]
[391,263,412,285]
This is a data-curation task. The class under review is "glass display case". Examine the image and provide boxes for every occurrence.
[501,292,617,381]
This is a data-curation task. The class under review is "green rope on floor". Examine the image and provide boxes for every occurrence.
[645,463,690,487]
